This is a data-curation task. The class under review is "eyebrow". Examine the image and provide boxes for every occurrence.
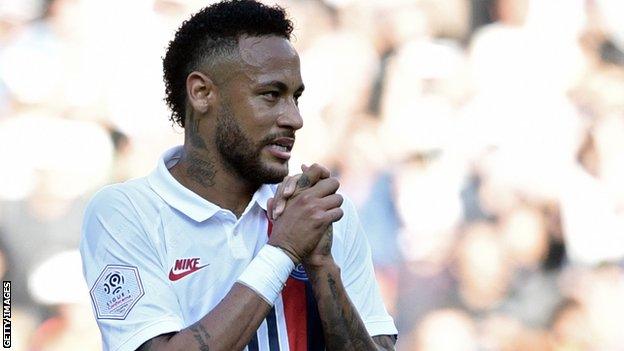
[258,80,305,94]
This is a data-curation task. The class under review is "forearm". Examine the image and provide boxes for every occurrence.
[305,259,378,351]
[138,283,271,351]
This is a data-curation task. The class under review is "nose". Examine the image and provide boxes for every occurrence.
[276,100,303,131]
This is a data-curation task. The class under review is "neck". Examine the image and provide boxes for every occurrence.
[169,144,257,217]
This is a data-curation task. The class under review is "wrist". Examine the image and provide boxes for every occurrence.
[267,243,300,265]
[237,245,295,304]
[303,255,337,272]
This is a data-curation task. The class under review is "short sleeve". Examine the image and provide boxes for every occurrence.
[339,197,398,337]
[80,186,184,351]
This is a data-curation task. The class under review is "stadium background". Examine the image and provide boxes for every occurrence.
[1,0,624,349]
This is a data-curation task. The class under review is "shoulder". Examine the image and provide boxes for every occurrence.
[81,178,162,250]
[82,177,160,239]
[85,177,157,217]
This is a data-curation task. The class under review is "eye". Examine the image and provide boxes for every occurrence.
[262,91,280,101]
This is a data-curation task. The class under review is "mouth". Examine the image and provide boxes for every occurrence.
[265,137,294,160]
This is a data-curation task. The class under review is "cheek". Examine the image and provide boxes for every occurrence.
[225,90,279,135]
[240,102,279,133]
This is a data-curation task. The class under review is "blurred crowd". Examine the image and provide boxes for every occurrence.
[1,0,623,350]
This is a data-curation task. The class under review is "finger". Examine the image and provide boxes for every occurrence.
[324,207,344,223]
[309,163,330,179]
[297,163,330,190]
[318,193,344,210]
[301,177,340,199]
[284,174,301,197]
[274,176,291,220]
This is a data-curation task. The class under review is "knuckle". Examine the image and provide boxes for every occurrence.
[311,210,325,222]
[299,193,313,204]
[310,163,323,174]
[302,202,317,216]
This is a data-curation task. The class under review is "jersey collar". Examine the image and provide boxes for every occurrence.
[148,145,275,222]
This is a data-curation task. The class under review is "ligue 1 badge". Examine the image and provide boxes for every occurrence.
[290,263,308,281]
[90,265,144,320]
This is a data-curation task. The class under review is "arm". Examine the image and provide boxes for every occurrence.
[306,259,395,350]
[134,165,342,351]
[304,238,395,351]
[136,274,396,351]
[273,172,397,351]
[81,188,280,351]
[136,283,270,351]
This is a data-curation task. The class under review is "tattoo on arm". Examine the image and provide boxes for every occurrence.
[134,332,175,351]
[189,322,211,351]
[136,339,154,351]
[373,335,397,351]
[293,169,377,349]
[322,227,333,255]
[321,272,374,350]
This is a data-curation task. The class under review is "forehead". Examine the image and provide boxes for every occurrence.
[236,35,302,84]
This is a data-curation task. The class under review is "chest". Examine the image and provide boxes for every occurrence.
[158,209,270,324]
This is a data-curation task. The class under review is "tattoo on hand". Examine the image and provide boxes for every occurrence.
[190,322,211,351]
[186,151,216,187]
[296,174,311,188]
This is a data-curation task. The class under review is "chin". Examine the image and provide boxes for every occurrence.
[260,161,289,184]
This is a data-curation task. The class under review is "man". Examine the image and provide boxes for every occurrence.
[80,1,397,350]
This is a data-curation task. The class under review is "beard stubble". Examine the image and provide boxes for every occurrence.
[215,104,290,186]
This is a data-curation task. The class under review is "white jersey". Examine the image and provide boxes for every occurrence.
[80,146,397,351]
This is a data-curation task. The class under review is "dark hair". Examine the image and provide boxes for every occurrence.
[162,0,294,128]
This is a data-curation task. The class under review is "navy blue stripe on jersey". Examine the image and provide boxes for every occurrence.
[267,306,280,351]
[247,332,259,351]
[305,281,326,350]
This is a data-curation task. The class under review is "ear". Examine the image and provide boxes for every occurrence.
[186,71,216,115]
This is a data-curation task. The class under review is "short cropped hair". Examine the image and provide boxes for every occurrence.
[162,0,294,128]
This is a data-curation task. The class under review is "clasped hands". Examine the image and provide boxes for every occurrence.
[267,164,343,268]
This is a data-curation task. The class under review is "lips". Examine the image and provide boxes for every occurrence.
[266,137,294,160]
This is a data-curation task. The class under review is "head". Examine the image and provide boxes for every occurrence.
[163,0,304,186]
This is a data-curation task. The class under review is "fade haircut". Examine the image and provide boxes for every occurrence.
[163,0,294,128]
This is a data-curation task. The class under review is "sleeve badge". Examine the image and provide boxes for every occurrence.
[90,265,145,320]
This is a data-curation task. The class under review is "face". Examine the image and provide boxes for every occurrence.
[214,35,304,186]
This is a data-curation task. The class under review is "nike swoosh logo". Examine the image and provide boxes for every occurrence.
[168,264,209,281]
